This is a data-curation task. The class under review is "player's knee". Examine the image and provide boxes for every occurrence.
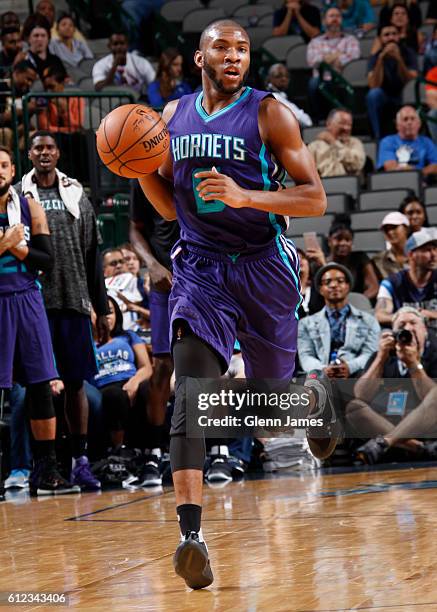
[27,381,55,420]
[170,434,206,472]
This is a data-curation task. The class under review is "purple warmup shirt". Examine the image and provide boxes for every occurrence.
[168,87,288,253]
[0,193,36,294]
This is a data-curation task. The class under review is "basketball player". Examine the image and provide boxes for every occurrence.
[0,146,79,495]
[15,131,109,491]
[138,21,335,589]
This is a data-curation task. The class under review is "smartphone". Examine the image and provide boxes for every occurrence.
[303,232,320,251]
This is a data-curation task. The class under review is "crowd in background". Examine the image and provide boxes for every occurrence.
[1,0,437,495]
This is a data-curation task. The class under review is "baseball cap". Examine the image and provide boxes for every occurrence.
[406,227,437,253]
[380,212,409,229]
[314,262,354,291]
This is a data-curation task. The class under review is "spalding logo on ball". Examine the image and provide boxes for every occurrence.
[96,104,170,178]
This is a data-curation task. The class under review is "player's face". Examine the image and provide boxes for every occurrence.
[29,136,60,173]
[0,151,14,197]
[200,27,250,95]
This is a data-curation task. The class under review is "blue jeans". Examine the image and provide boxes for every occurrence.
[229,437,253,464]
[84,381,105,458]
[9,384,32,471]
[366,88,401,140]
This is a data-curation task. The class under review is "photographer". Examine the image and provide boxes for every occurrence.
[346,307,437,464]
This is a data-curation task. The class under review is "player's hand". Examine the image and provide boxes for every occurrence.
[2,224,25,249]
[50,379,65,395]
[149,260,172,291]
[96,314,110,344]
[122,377,139,403]
[195,169,248,209]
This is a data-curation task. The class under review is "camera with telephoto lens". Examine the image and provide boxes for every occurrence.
[393,329,413,345]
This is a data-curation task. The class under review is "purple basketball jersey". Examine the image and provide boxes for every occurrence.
[168,87,288,253]
[0,193,36,294]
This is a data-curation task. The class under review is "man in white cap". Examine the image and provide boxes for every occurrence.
[375,227,437,330]
[372,211,410,280]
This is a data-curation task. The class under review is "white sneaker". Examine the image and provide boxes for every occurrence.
[4,469,30,489]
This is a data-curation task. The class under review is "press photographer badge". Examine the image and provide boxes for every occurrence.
[386,391,408,416]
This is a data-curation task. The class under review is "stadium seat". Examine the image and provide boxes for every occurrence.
[327,193,348,213]
[348,292,373,312]
[246,26,273,50]
[262,35,302,61]
[352,230,385,252]
[258,14,274,26]
[342,58,368,87]
[78,58,96,76]
[287,214,334,235]
[427,206,437,225]
[369,170,421,194]
[321,175,360,201]
[358,189,412,211]
[424,187,437,206]
[302,125,324,144]
[183,8,226,32]
[363,141,377,168]
[88,38,110,57]
[351,210,388,230]
[232,4,274,19]
[285,43,309,70]
[359,38,374,58]
[209,0,239,15]
[402,79,425,105]
[161,0,202,22]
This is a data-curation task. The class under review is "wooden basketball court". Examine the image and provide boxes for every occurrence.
[2,466,437,611]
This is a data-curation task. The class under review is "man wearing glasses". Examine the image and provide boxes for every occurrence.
[298,262,380,380]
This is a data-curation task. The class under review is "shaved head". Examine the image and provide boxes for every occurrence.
[199,19,249,50]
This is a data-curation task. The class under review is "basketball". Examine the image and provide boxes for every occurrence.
[96,104,170,178]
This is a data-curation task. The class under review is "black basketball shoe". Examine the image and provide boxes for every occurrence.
[29,456,81,496]
[173,531,214,590]
[304,372,342,460]
[355,436,389,465]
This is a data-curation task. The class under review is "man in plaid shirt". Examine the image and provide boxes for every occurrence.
[306,7,360,120]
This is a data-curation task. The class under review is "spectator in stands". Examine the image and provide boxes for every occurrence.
[426,1,437,26]
[367,24,418,140]
[308,108,365,177]
[373,3,424,53]
[92,32,156,95]
[38,64,85,133]
[399,194,429,234]
[147,48,191,108]
[423,25,437,74]
[36,0,87,43]
[298,262,380,377]
[0,27,22,67]
[103,247,144,330]
[92,296,155,474]
[272,0,321,42]
[379,0,422,31]
[372,211,410,280]
[20,14,66,80]
[118,244,150,329]
[265,63,313,127]
[340,0,376,34]
[0,11,20,31]
[346,307,437,465]
[297,248,324,317]
[375,227,437,331]
[425,61,437,144]
[377,105,437,177]
[49,14,93,69]
[307,7,360,120]
[15,130,109,491]
[307,214,380,299]
[0,61,38,150]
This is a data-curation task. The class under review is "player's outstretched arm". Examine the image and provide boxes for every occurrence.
[138,100,178,221]
[196,97,326,217]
